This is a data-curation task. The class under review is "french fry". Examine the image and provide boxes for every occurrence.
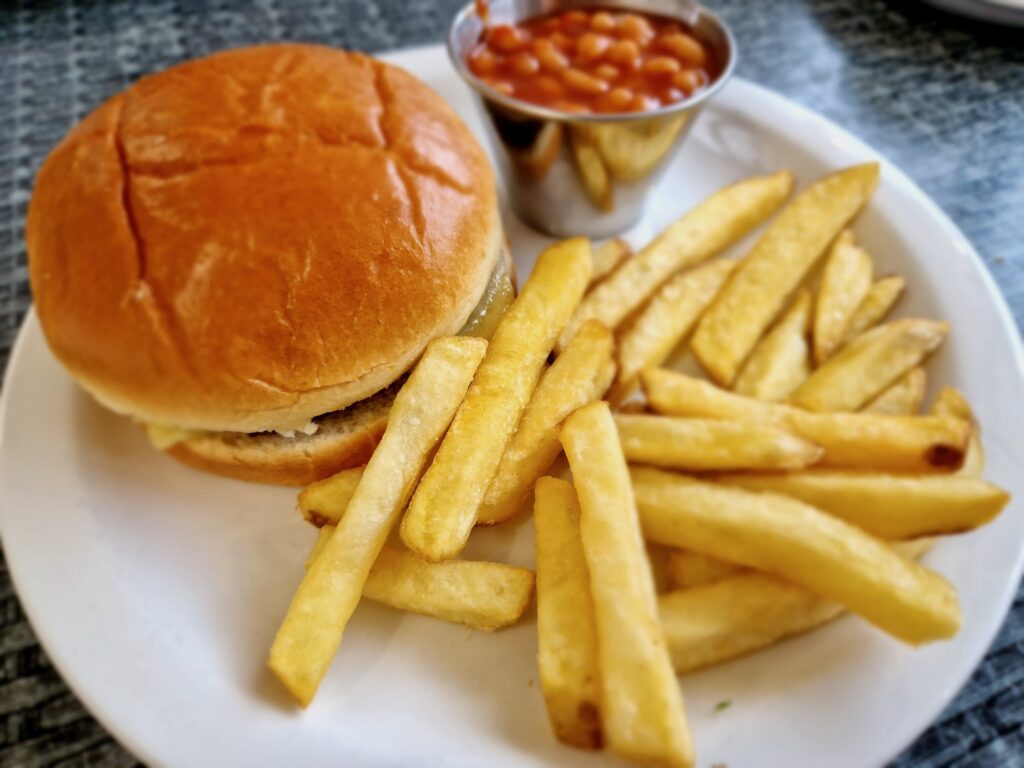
[813,231,873,363]
[664,537,934,595]
[733,289,812,401]
[556,172,793,352]
[897,538,939,560]
[716,471,1009,539]
[631,467,961,644]
[561,403,694,767]
[932,386,973,421]
[510,122,563,182]
[297,466,364,527]
[401,239,592,562]
[692,164,880,385]
[305,531,534,630]
[534,477,603,750]
[791,319,948,412]
[617,401,650,415]
[844,275,906,342]
[571,133,613,212]
[758,410,966,472]
[641,368,970,472]
[659,538,937,674]
[591,238,631,286]
[863,367,927,415]
[664,538,938,594]
[610,259,735,403]
[660,574,844,674]
[477,320,615,525]
[269,336,488,706]
[583,116,689,183]
[665,361,934,590]
[646,543,673,594]
[932,387,985,477]
[363,545,534,630]
[616,414,823,471]
[665,550,743,590]
[663,342,937,667]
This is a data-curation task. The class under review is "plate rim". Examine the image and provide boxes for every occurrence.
[2,43,1023,767]
[731,75,1024,766]
[919,0,1024,26]
[1,310,172,767]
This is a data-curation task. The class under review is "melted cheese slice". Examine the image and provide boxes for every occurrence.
[144,423,209,450]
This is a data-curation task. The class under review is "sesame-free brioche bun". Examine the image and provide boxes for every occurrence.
[27,43,502,439]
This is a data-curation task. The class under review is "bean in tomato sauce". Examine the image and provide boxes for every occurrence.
[467,7,719,114]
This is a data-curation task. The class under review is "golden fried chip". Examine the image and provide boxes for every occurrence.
[611,259,735,403]
[642,368,969,472]
[616,414,822,471]
[863,367,927,415]
[665,550,744,590]
[402,239,591,561]
[590,238,631,286]
[844,275,906,342]
[733,289,812,401]
[557,172,793,351]
[297,466,364,527]
[305,531,534,631]
[562,403,694,767]
[931,387,985,477]
[632,467,961,644]
[477,320,614,525]
[659,538,937,674]
[534,477,603,750]
[716,470,1008,539]
[813,231,873,363]
[268,336,487,706]
[692,164,880,384]
[791,319,948,412]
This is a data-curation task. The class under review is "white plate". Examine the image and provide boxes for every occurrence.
[920,0,1024,26]
[2,44,1023,768]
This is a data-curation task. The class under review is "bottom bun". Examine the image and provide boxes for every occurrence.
[166,384,399,486]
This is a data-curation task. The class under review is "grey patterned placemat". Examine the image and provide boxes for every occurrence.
[1,1,1022,765]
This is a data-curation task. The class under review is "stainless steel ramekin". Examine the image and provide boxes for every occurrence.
[448,0,737,238]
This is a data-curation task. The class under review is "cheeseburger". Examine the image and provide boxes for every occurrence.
[27,44,513,485]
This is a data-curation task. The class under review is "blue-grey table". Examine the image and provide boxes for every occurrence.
[1,1,1021,765]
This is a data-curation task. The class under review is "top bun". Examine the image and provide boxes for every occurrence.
[27,44,501,433]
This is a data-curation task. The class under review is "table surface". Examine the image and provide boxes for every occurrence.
[1,0,1022,766]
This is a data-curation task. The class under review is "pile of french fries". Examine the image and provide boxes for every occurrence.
[270,164,1010,767]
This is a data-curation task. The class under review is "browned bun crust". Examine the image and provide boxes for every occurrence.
[167,384,398,486]
[27,44,500,433]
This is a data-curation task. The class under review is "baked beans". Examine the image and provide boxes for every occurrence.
[466,7,719,114]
